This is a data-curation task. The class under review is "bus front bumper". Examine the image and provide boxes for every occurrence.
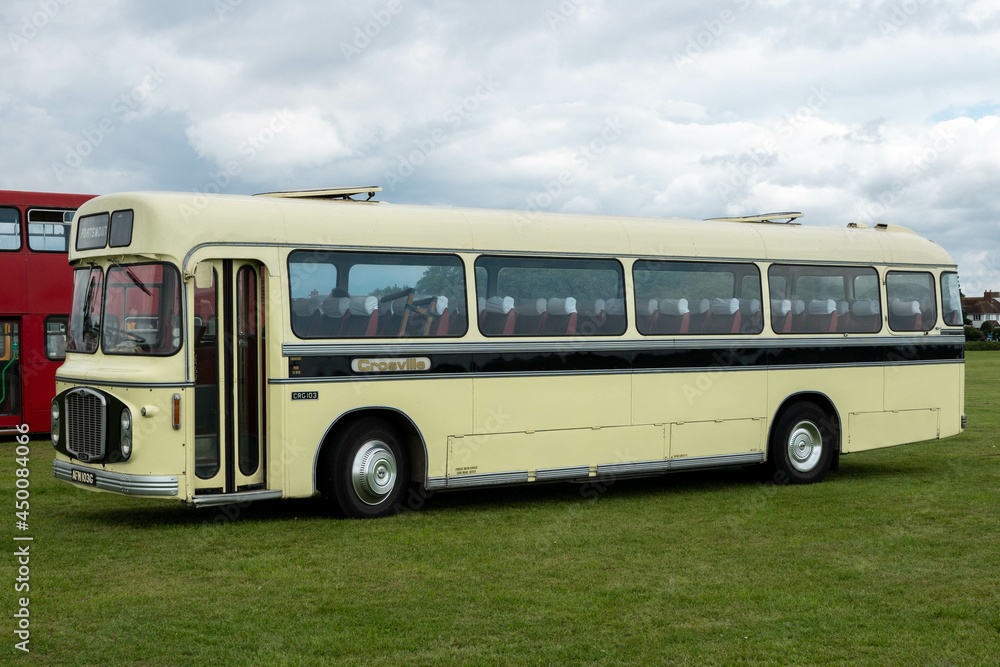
[52,459,179,497]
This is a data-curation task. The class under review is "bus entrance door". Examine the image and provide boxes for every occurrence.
[192,261,265,495]
[0,320,22,432]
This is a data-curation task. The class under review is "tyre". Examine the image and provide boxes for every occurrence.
[767,402,836,485]
[320,417,409,518]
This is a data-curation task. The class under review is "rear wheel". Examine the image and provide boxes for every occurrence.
[767,402,836,484]
[320,417,409,518]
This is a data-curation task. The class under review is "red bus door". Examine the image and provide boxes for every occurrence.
[0,320,22,433]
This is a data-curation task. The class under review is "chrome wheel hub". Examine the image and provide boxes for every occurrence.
[352,440,397,505]
[787,420,822,472]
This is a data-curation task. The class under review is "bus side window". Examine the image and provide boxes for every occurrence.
[886,271,936,332]
[632,260,760,335]
[770,265,881,334]
[475,255,626,337]
[940,272,962,327]
[288,250,467,339]
[44,316,69,360]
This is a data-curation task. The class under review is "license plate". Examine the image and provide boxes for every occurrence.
[71,468,96,486]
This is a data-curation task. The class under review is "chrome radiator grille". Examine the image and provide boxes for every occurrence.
[66,388,106,462]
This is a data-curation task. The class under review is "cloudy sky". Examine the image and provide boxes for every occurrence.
[2,0,998,292]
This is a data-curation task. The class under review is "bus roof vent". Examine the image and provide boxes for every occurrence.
[254,186,382,201]
[704,212,803,225]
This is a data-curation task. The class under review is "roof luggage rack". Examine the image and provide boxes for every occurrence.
[704,212,803,224]
[255,186,381,201]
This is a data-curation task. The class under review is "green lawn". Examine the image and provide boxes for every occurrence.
[4,354,1000,665]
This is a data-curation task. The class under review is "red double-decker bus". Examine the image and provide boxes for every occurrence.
[1,190,96,435]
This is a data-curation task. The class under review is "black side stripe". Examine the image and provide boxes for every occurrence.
[288,342,964,379]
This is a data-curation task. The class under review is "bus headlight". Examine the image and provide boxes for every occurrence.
[120,408,133,460]
[51,400,60,447]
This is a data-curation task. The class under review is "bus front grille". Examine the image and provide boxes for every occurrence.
[66,388,107,462]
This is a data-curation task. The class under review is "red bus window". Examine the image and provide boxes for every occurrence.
[0,207,20,251]
[27,209,73,252]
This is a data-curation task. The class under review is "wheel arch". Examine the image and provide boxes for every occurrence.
[312,406,428,495]
[767,390,843,463]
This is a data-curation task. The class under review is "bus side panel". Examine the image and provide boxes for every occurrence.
[766,365,885,439]
[474,375,632,433]
[282,378,474,498]
[448,424,666,479]
[884,362,963,437]
[669,418,764,459]
[634,369,767,458]
[845,409,939,453]
[633,369,767,423]
[465,375,633,477]
[0,254,26,313]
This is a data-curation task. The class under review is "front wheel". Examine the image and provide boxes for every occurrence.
[321,417,410,518]
[767,402,836,484]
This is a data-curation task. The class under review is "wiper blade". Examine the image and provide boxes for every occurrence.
[110,259,152,297]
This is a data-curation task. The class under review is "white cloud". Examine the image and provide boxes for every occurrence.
[0,0,998,289]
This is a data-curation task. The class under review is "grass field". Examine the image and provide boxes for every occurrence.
[3,354,1000,665]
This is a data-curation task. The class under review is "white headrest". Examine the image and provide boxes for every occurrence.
[478,297,486,313]
[577,299,606,316]
[837,300,850,316]
[322,297,350,317]
[792,299,806,315]
[547,297,577,315]
[605,298,625,316]
[851,299,880,316]
[710,297,739,315]
[942,299,959,313]
[771,299,791,316]
[515,298,547,316]
[485,296,514,314]
[659,298,689,316]
[430,295,448,315]
[739,298,761,314]
[690,298,711,314]
[890,298,920,316]
[389,296,409,315]
[349,295,378,316]
[292,298,314,316]
[807,299,837,316]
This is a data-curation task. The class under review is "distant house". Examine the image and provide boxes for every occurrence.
[961,290,1000,328]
